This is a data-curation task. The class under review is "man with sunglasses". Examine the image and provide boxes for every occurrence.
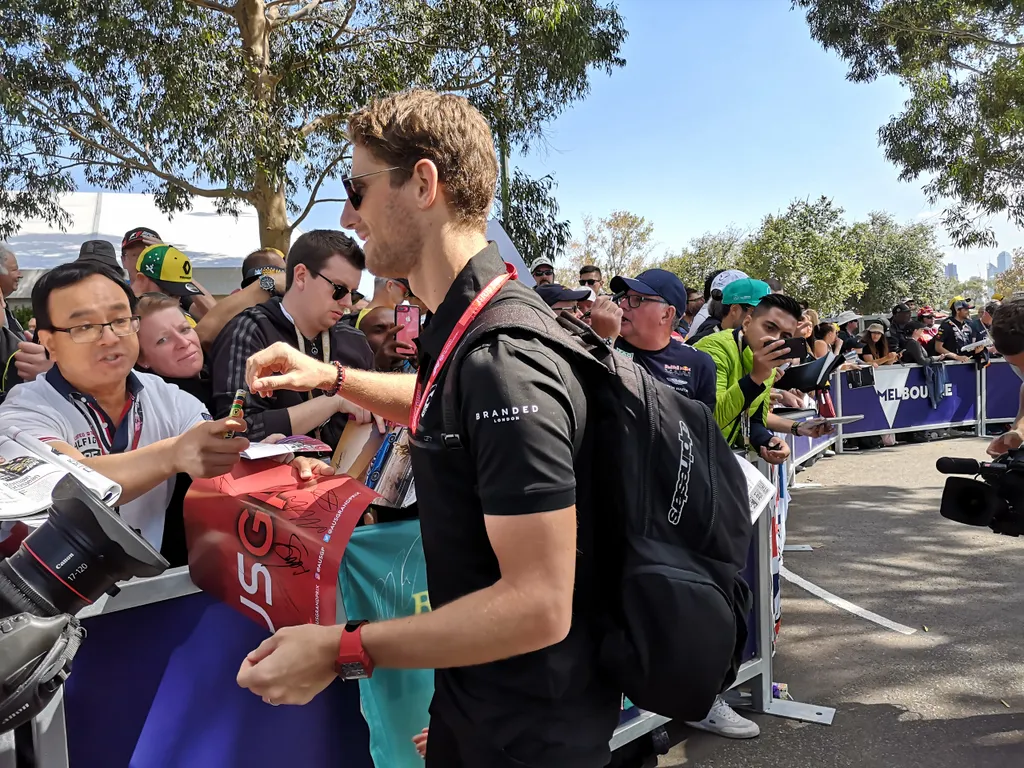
[589,268,717,409]
[579,265,603,294]
[0,261,249,553]
[529,256,556,286]
[210,229,375,448]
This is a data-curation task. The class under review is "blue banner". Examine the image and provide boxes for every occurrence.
[65,591,371,768]
[790,432,834,465]
[839,363,976,435]
[984,360,1022,421]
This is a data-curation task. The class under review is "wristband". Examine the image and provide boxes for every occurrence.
[324,361,345,396]
[791,421,800,436]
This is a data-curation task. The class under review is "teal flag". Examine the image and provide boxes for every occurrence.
[338,520,434,768]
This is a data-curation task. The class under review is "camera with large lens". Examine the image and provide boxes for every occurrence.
[0,474,168,734]
[936,448,1024,537]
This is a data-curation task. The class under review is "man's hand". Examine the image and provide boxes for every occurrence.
[759,437,791,465]
[14,341,53,382]
[246,342,336,396]
[173,417,249,477]
[237,624,342,706]
[987,428,1024,458]
[263,434,337,480]
[797,421,834,439]
[374,325,417,372]
[588,296,623,341]
[412,728,428,758]
[774,389,804,409]
[751,338,791,385]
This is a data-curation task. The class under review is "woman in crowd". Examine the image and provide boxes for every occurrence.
[135,293,213,410]
[794,309,819,362]
[812,321,839,359]
[860,322,899,366]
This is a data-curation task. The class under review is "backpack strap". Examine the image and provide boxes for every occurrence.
[439,296,611,450]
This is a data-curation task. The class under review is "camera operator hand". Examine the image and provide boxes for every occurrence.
[751,338,791,386]
[987,427,1024,458]
[173,417,248,478]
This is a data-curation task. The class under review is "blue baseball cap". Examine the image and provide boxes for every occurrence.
[535,283,591,307]
[610,269,688,318]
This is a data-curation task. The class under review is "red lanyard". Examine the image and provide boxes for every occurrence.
[409,264,515,435]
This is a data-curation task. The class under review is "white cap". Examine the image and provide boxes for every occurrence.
[710,269,748,295]
[529,257,554,272]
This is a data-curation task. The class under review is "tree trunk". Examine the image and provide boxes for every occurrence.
[253,169,290,253]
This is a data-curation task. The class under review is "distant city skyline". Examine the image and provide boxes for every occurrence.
[945,263,958,280]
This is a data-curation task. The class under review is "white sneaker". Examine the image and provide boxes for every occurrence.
[685,696,760,739]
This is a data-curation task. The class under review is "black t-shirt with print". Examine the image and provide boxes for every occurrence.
[937,317,981,356]
[615,336,717,410]
[409,243,618,768]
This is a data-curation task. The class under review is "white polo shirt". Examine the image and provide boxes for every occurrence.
[0,368,210,549]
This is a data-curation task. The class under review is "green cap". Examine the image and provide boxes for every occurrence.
[137,244,201,297]
[721,278,770,306]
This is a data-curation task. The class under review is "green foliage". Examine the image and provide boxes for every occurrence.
[589,210,656,279]
[657,227,745,288]
[995,251,1024,295]
[10,305,33,329]
[845,211,946,313]
[796,0,1024,248]
[494,169,571,266]
[0,0,626,250]
[936,275,989,310]
[737,197,865,315]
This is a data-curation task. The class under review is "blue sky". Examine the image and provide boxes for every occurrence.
[305,0,1020,280]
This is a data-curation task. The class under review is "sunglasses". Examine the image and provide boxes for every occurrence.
[533,269,554,277]
[313,270,363,303]
[579,278,599,286]
[342,167,402,210]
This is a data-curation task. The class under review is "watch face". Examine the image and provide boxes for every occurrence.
[337,661,369,680]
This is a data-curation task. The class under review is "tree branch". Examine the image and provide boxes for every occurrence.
[274,0,326,27]
[2,77,247,201]
[290,147,350,230]
[182,0,236,14]
[878,19,1024,50]
[300,112,347,137]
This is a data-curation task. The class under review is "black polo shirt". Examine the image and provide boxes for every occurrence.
[410,243,618,767]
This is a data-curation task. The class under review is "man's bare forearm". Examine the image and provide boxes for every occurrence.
[50,439,176,504]
[334,367,415,426]
[196,282,267,349]
[361,577,568,669]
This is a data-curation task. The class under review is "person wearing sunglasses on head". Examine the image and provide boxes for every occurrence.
[210,230,377,451]
[529,256,556,286]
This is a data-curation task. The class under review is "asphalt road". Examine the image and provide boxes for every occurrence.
[659,436,1024,768]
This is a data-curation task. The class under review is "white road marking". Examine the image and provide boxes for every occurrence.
[780,565,918,636]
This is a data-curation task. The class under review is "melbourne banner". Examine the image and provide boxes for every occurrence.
[984,360,1021,422]
[838,363,976,435]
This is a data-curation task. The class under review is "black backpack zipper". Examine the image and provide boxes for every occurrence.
[637,365,659,535]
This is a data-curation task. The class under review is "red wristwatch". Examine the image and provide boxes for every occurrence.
[334,621,374,680]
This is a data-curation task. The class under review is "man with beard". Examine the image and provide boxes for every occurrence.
[236,89,619,768]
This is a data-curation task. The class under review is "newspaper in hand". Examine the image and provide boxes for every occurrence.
[0,428,121,521]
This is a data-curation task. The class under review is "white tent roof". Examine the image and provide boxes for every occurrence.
[4,191,296,269]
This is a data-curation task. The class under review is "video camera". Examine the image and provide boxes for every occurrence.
[0,474,168,735]
[936,448,1024,537]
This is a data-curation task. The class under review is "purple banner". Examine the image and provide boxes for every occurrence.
[984,360,1022,421]
[790,431,835,464]
[838,363,977,435]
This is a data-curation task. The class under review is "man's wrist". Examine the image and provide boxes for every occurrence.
[320,361,343,392]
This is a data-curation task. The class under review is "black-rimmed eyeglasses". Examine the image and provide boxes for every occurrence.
[618,294,667,310]
[49,316,141,343]
[342,167,402,210]
[313,271,364,304]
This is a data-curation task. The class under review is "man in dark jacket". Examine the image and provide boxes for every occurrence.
[210,230,375,447]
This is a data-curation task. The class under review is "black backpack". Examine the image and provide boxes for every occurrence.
[440,287,755,721]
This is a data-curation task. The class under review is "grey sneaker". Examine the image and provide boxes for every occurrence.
[685,696,760,739]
